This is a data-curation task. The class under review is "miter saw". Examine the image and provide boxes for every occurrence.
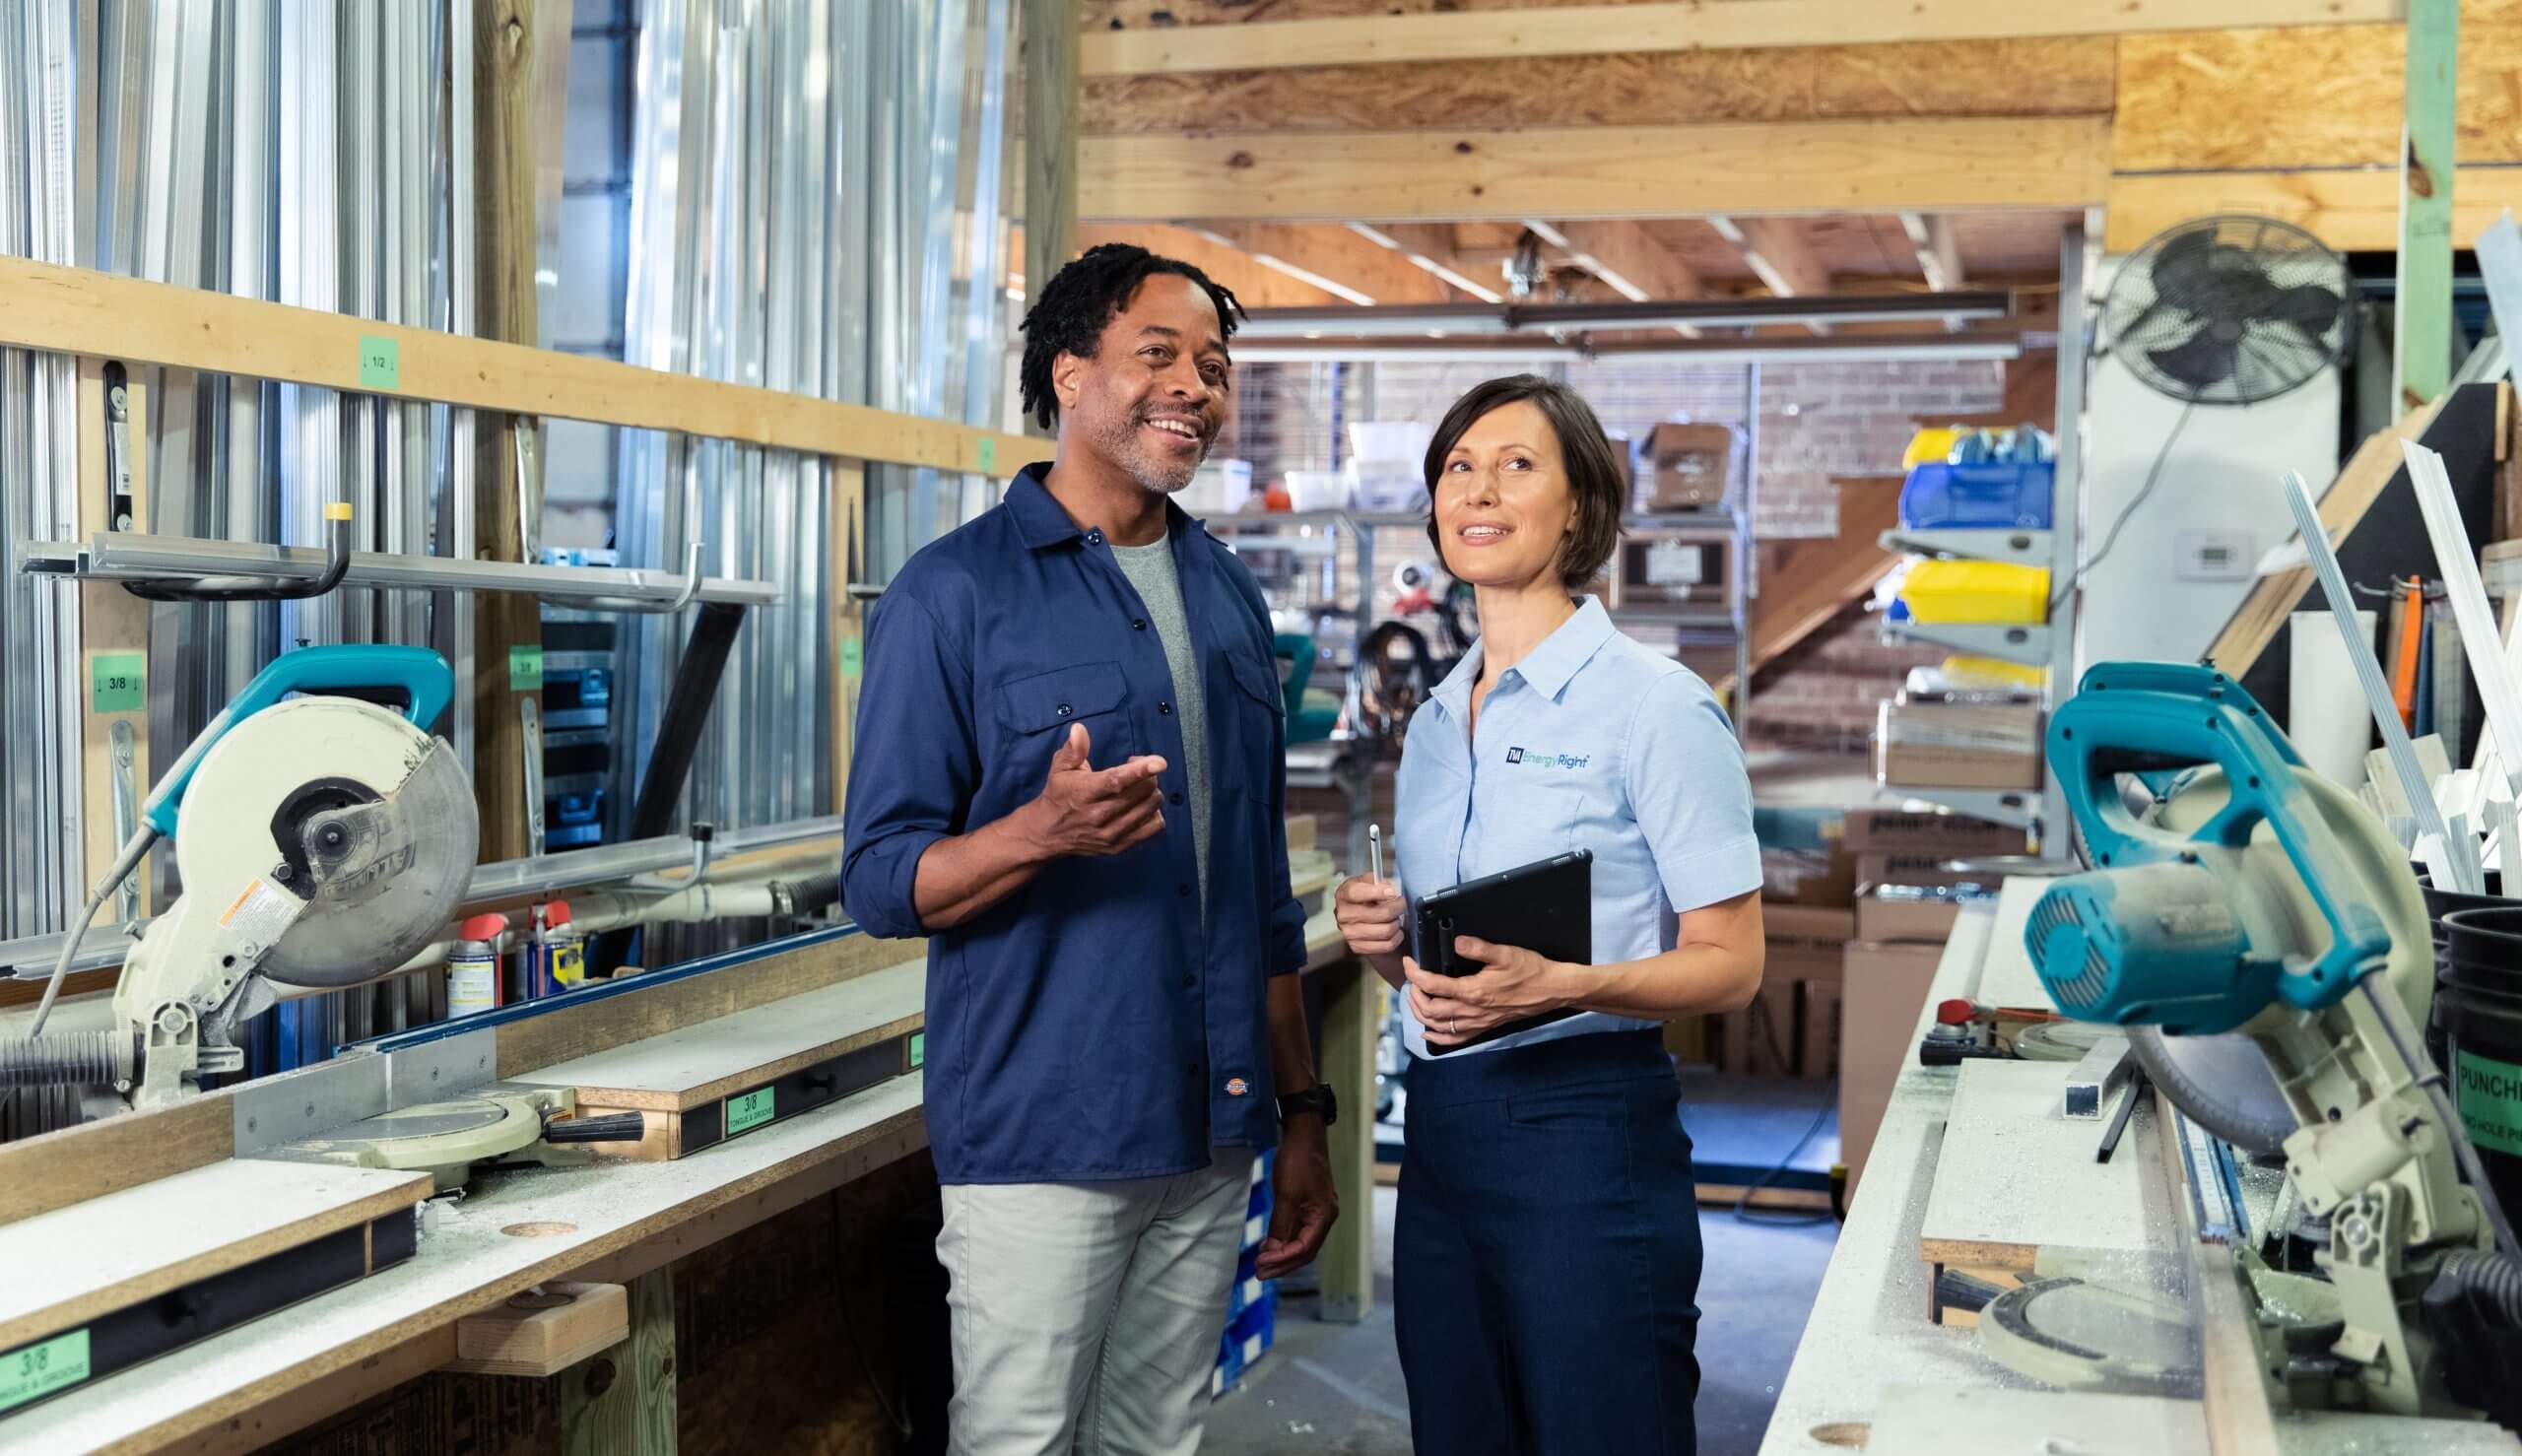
[2024,662,2522,1422]
[7,646,479,1109]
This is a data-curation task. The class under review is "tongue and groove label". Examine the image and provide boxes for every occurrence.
[2455,1048,2522,1157]
[725,1087,776,1136]
[0,1329,91,1413]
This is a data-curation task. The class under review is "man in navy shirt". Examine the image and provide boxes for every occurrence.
[842,243,1338,1456]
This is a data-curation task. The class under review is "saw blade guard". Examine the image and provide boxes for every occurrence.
[2042,662,2396,1020]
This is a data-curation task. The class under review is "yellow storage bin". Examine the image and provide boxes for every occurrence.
[1940,654,2049,692]
[1902,427,1965,470]
[1899,560,2050,625]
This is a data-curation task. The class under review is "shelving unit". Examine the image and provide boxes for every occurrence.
[1869,228,2087,855]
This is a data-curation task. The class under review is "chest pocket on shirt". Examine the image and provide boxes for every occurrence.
[1218,647,1283,793]
[995,660,1133,779]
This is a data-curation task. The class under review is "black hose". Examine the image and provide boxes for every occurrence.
[0,1029,130,1088]
[123,510,355,602]
[591,601,749,973]
[2436,1249,2522,1324]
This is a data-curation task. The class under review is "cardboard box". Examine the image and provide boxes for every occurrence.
[1857,853,2009,893]
[1875,700,2043,791]
[1764,935,1847,986]
[1615,535,1733,605]
[1838,941,1947,1193]
[1763,905,1857,943]
[1840,808,2030,858]
[1646,422,1739,510]
[1762,845,1858,907]
[1854,894,1964,944]
[1800,981,1843,1083]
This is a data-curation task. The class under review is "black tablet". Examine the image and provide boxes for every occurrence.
[1414,849,1593,1055]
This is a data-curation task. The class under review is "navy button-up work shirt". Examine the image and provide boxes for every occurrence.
[840,465,1307,1184]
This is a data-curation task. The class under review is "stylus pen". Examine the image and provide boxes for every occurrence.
[1369,824,1384,886]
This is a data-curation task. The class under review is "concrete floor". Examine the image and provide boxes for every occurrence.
[1205,1185,1836,1456]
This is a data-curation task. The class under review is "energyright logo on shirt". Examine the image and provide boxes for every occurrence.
[1504,746,1590,770]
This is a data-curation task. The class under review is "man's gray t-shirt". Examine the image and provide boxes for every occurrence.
[1109,536,1211,919]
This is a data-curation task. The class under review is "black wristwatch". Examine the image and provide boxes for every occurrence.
[1278,1083,1338,1127]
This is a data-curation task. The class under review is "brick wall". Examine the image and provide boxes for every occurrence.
[1752,358,2008,538]
[1745,599,1941,754]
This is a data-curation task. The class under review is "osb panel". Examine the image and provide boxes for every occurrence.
[1944,211,2077,278]
[1077,222,1346,305]
[2113,4,2522,171]
[1644,219,1761,285]
[1084,37,2115,134]
[1803,216,1906,278]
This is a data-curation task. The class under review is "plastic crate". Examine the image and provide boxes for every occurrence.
[1897,560,2051,626]
[1211,1288,1279,1398]
[1898,460,2054,531]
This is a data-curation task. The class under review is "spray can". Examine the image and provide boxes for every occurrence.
[448,914,507,1018]
[528,899,587,999]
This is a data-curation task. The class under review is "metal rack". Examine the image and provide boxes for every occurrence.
[1870,227,2087,855]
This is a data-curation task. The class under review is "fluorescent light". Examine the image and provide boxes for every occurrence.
[1346,222,1504,305]
[1232,290,2010,339]
[1231,336,2021,366]
[1249,252,1376,307]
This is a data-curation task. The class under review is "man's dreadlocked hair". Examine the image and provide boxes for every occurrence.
[1019,242,1245,430]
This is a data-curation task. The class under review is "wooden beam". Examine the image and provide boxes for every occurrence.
[558,1268,676,1456]
[1023,0,1079,420]
[1367,223,1505,302]
[1071,223,1344,307]
[1315,960,1379,1325]
[1204,223,1451,305]
[1718,478,1904,700]
[2111,10,2522,171]
[1082,35,2118,136]
[2399,0,2460,411]
[1079,0,2397,77]
[1551,221,1705,303]
[1900,213,1966,292]
[76,358,151,909]
[1711,216,1831,298]
[2104,165,2522,253]
[1080,116,2112,224]
[473,0,543,867]
[0,256,1050,478]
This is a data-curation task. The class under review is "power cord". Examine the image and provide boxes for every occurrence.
[2049,397,2198,612]
[1730,997,1836,1226]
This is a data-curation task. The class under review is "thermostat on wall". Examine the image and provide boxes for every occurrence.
[2173,530,2252,583]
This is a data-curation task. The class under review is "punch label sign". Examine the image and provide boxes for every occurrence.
[725,1087,775,1136]
[909,1031,925,1070]
[508,644,544,693]
[0,1329,91,1414]
[2456,1048,2522,1157]
[976,437,997,475]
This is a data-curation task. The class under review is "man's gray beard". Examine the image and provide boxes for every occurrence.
[1093,411,1203,495]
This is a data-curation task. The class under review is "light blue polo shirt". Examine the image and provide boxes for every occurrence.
[1393,595,1761,1060]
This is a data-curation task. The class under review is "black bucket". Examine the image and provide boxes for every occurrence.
[2429,905,2522,1226]
[2419,872,2504,957]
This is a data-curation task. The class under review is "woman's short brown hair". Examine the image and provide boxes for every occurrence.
[1422,374,1626,591]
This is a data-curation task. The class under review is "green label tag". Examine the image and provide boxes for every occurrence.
[0,1329,92,1414]
[358,335,400,390]
[908,1032,925,1070]
[89,652,145,714]
[2455,1048,2522,1157]
[976,437,998,475]
[726,1087,776,1136]
[508,644,544,692]
[840,638,864,681]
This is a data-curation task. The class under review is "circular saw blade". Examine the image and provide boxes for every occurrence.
[176,696,480,989]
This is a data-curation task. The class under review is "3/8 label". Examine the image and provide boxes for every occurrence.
[2455,1048,2522,1157]
[909,1032,925,1070]
[726,1087,776,1136]
[0,1329,91,1414]
[90,652,145,714]
[508,644,544,692]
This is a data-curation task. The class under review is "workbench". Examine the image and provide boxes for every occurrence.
[3,879,1375,1454]
[1759,882,2522,1456]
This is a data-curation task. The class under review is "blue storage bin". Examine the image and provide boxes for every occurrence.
[1899,460,2054,530]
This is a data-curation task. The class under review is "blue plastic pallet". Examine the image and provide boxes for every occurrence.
[1212,1288,1278,1397]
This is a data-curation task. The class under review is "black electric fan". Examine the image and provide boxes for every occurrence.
[2098,215,2355,405]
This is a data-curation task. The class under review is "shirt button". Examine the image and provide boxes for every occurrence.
[1132,618,1147,630]
[1178,883,1193,898]
[1170,790,1185,806]
[1056,703,1072,718]
[1088,530,1103,545]
[1181,973,1196,989]
[1159,701,1173,715]
[1187,1062,1201,1078]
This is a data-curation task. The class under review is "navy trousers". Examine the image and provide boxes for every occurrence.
[1394,1029,1703,1456]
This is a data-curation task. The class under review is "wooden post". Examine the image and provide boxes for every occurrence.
[830,463,866,818]
[472,0,546,863]
[1022,0,1077,431]
[2395,0,2459,412]
[559,1266,678,1456]
[77,357,150,908]
[1315,960,1379,1324]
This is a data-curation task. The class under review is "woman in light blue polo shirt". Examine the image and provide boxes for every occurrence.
[1334,374,1765,1455]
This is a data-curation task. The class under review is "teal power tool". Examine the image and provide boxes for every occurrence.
[2026,662,2519,1420]
[5,646,478,1108]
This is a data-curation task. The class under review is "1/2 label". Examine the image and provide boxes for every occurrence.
[909,1031,925,1070]
[976,437,998,475]
[0,1329,92,1414]
[358,335,400,390]
[726,1087,776,1136]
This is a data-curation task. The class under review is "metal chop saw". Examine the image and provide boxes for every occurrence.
[5,646,478,1109]
[2025,662,2522,1422]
